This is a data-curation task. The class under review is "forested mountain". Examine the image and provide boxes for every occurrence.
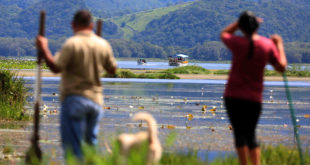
[114,0,310,63]
[0,0,310,63]
[135,0,310,47]
[0,0,39,9]
[0,0,86,39]
[111,2,193,39]
[86,0,195,18]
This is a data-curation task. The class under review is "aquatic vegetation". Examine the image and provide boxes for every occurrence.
[160,65,211,74]
[285,70,310,77]
[210,106,216,112]
[185,121,192,129]
[201,105,207,112]
[2,58,310,78]
[264,68,310,77]
[186,114,194,121]
[167,125,176,129]
[0,78,308,164]
[104,69,180,79]
[0,58,48,69]
[2,72,308,163]
[213,67,310,77]
[136,72,180,79]
[212,69,229,75]
[114,69,137,78]
[0,69,30,120]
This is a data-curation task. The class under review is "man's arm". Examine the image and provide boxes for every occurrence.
[103,42,118,76]
[105,66,117,75]
[36,35,61,73]
[270,35,287,73]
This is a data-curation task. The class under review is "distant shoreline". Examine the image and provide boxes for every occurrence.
[16,69,310,81]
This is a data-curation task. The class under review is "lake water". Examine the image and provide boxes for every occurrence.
[6,60,310,71]
[16,77,310,162]
[117,61,310,71]
[117,61,276,70]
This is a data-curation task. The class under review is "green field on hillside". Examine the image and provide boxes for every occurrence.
[111,2,194,38]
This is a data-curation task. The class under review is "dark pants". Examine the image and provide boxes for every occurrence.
[224,97,262,149]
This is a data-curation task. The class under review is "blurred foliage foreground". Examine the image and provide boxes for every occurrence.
[0,69,29,120]
[22,136,310,165]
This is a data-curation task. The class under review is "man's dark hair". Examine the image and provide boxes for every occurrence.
[73,10,92,27]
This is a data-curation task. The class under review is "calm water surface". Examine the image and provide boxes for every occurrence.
[18,77,310,162]
[117,61,310,71]
[117,61,277,70]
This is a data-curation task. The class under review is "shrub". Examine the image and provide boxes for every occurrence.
[117,69,137,78]
[0,69,29,120]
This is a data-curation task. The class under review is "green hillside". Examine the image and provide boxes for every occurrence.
[135,0,310,47]
[0,0,86,39]
[16,0,86,39]
[107,0,310,62]
[86,0,195,18]
[0,0,310,63]
[111,2,194,39]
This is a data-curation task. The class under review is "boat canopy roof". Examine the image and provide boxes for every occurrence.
[169,54,189,58]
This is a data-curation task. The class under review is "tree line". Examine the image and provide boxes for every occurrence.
[1,37,309,63]
[0,0,310,63]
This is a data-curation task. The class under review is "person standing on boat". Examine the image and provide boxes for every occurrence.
[220,11,287,165]
[36,10,117,159]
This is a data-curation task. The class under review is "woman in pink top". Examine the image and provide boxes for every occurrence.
[221,11,287,165]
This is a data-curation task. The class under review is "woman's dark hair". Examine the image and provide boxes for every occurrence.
[72,10,93,28]
[238,11,259,59]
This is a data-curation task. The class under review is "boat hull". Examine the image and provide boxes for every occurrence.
[137,62,147,65]
[169,62,188,66]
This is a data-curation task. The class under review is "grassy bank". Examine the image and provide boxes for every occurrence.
[160,65,211,74]
[212,68,310,77]
[0,69,30,120]
[15,131,308,164]
[104,65,310,79]
[265,69,310,77]
[211,145,310,165]
[132,65,310,78]
[1,58,310,78]
[61,143,310,165]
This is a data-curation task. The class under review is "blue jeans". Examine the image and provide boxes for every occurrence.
[60,95,103,159]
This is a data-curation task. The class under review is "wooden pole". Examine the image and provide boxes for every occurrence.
[26,10,45,164]
[96,19,102,36]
